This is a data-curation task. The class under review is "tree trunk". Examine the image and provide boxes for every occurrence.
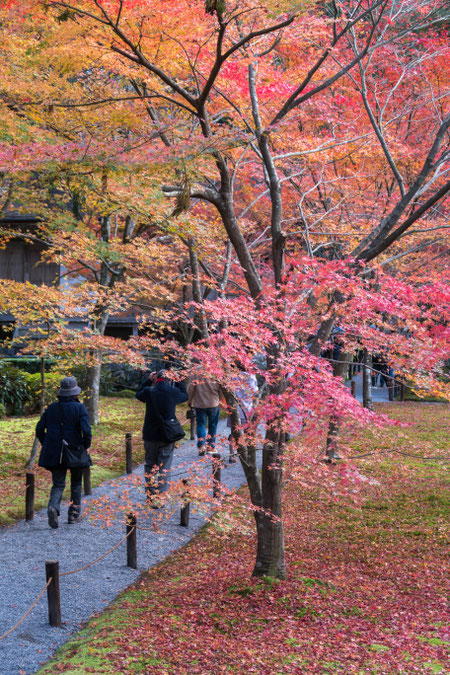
[84,360,101,425]
[25,356,47,470]
[84,300,110,425]
[39,356,45,414]
[25,436,40,472]
[325,416,340,461]
[252,436,286,579]
[187,238,209,340]
[324,351,353,461]
[362,349,373,410]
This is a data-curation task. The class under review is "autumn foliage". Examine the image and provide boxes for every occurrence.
[35,404,449,675]
[0,0,449,576]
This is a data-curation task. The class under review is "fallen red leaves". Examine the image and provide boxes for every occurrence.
[39,403,449,674]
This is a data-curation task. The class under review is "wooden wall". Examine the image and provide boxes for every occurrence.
[0,239,59,285]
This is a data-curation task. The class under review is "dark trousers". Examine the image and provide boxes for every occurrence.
[49,466,83,515]
[143,440,174,495]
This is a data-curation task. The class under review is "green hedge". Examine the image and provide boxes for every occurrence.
[107,389,137,398]
[0,362,30,414]
[22,372,62,413]
[0,360,140,415]
[0,362,63,414]
[2,357,56,374]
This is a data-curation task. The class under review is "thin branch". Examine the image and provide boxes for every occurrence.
[269,0,387,126]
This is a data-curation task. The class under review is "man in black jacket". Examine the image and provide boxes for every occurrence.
[135,369,188,503]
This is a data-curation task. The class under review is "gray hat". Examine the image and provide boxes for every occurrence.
[58,376,81,397]
[156,369,166,379]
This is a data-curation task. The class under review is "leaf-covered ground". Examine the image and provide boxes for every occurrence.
[0,397,147,525]
[36,403,449,675]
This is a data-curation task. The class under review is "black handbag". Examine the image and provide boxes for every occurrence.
[61,439,92,468]
[57,404,92,468]
[149,388,186,443]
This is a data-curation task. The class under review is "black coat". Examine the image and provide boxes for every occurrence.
[136,379,188,442]
[36,397,92,469]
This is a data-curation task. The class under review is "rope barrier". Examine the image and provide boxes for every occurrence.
[108,445,123,460]
[1,484,28,511]
[0,578,52,642]
[0,479,47,510]
[392,448,449,461]
[135,524,157,531]
[59,527,135,576]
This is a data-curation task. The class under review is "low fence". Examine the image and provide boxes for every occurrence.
[0,446,225,640]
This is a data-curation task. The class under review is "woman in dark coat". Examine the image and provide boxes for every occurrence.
[36,376,92,529]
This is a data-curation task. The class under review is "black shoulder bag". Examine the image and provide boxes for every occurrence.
[149,387,186,444]
[57,403,92,468]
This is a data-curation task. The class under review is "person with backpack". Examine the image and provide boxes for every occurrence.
[36,376,92,529]
[136,369,188,504]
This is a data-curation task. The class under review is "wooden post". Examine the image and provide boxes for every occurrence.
[45,560,61,627]
[351,380,356,397]
[126,513,137,569]
[25,472,35,521]
[388,378,394,401]
[400,383,405,402]
[212,453,222,498]
[83,467,92,496]
[190,416,196,441]
[125,432,133,474]
[180,479,190,527]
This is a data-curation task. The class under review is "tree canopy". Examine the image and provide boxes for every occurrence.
[0,0,449,577]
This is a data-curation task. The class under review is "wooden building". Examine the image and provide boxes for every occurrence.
[0,214,137,351]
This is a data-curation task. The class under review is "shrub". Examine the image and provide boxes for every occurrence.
[23,372,62,413]
[3,357,56,374]
[0,362,29,414]
[108,389,136,398]
[69,364,116,395]
[0,402,6,418]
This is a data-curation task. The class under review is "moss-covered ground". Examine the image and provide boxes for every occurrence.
[33,402,448,674]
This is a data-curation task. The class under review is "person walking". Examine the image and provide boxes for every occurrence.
[227,370,258,462]
[136,369,188,503]
[36,376,92,529]
[188,377,222,456]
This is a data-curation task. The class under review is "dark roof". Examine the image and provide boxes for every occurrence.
[0,212,41,223]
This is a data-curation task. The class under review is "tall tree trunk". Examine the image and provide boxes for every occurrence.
[25,356,46,470]
[84,360,102,425]
[325,351,353,461]
[362,349,373,410]
[83,212,115,426]
[325,416,340,461]
[84,302,110,425]
[252,435,286,578]
[25,437,40,471]
[39,355,45,413]
[187,238,209,340]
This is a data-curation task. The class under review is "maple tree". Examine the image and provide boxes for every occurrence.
[0,0,449,578]
[33,403,449,675]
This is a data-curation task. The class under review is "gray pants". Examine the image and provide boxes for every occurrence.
[143,440,174,495]
[48,466,83,516]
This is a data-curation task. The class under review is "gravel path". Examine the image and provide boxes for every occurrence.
[0,420,253,675]
[345,371,392,402]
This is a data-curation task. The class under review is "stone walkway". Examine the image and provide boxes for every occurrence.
[345,370,393,403]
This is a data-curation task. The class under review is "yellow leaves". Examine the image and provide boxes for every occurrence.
[265,0,318,17]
